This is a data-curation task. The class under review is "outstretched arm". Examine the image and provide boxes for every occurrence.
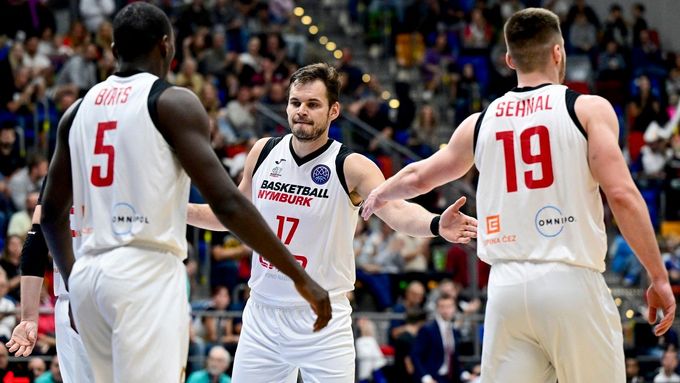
[361,113,478,219]
[7,205,46,356]
[41,100,80,287]
[580,94,675,335]
[345,153,476,243]
[158,88,330,331]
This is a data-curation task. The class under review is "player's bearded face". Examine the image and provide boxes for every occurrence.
[287,81,334,142]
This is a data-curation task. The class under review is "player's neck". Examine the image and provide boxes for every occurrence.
[290,134,329,158]
[116,60,164,79]
[516,72,559,88]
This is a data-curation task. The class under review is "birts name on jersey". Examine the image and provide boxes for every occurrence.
[94,86,132,106]
[495,94,553,118]
[257,180,329,207]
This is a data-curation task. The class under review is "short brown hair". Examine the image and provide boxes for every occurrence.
[504,8,562,72]
[289,63,340,106]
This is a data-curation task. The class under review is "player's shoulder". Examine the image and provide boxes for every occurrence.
[573,93,615,117]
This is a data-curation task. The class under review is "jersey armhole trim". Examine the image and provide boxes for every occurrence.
[565,88,587,139]
[473,106,488,154]
[148,79,175,147]
[335,144,354,199]
[253,136,285,176]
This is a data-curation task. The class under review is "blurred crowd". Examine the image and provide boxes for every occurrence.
[1,0,680,381]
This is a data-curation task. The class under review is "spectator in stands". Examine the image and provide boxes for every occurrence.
[337,47,365,100]
[663,235,680,286]
[239,36,263,74]
[187,345,232,383]
[356,219,402,310]
[654,348,680,383]
[610,229,644,286]
[175,57,205,95]
[7,152,46,211]
[568,11,597,61]
[663,134,680,224]
[411,294,461,383]
[597,40,627,81]
[390,309,427,383]
[355,317,387,383]
[0,344,17,381]
[409,104,441,157]
[0,235,21,302]
[357,97,394,155]
[632,29,665,80]
[212,0,247,53]
[200,82,221,116]
[4,66,44,118]
[35,355,61,383]
[421,32,454,100]
[452,63,483,124]
[56,42,98,96]
[177,0,212,47]
[640,123,672,180]
[221,85,257,144]
[22,36,50,77]
[0,124,24,178]
[628,74,665,161]
[0,268,15,344]
[667,55,680,102]
[79,0,114,32]
[566,0,600,30]
[602,4,628,50]
[7,191,38,238]
[390,281,426,342]
[631,3,648,47]
[200,30,229,77]
[626,357,645,383]
[28,357,46,380]
[462,8,493,55]
[201,285,241,356]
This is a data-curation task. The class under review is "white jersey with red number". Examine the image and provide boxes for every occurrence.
[68,72,190,260]
[248,134,359,305]
[474,83,607,272]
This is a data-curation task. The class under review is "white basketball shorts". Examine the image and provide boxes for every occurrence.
[55,294,94,382]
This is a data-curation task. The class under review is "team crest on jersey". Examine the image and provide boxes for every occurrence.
[270,166,283,178]
[311,164,331,185]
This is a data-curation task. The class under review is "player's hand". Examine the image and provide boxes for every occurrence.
[295,277,332,332]
[361,189,388,221]
[6,320,38,357]
[439,197,477,243]
[647,279,676,336]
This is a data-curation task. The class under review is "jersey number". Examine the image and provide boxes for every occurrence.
[496,126,554,193]
[259,215,308,269]
[90,121,117,187]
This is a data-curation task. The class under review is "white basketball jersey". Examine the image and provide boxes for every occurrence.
[248,135,359,305]
[474,84,607,272]
[68,72,190,261]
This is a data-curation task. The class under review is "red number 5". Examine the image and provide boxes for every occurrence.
[496,126,554,193]
[91,121,117,187]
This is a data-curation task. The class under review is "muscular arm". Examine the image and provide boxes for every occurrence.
[157,88,333,332]
[41,100,80,288]
[580,95,675,334]
[363,113,478,208]
[348,154,476,242]
[186,138,268,231]
[158,88,307,283]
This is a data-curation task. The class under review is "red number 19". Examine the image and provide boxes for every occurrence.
[496,126,554,193]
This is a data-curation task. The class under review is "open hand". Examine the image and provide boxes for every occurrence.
[295,277,332,332]
[361,189,387,221]
[647,280,676,336]
[6,320,38,357]
[439,197,477,243]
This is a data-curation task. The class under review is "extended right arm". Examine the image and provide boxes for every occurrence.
[579,94,675,335]
[157,88,330,330]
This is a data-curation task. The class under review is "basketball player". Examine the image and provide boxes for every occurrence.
[187,63,477,382]
[362,8,675,383]
[7,199,94,383]
[39,3,331,382]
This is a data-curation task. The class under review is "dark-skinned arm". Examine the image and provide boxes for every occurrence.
[41,99,81,289]
[156,87,330,330]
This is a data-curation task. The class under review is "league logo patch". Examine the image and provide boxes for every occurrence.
[311,164,331,185]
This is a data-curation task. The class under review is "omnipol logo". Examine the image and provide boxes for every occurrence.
[534,205,575,237]
[111,202,149,236]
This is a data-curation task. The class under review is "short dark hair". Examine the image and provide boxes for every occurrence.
[504,8,562,72]
[113,2,172,62]
[26,151,46,170]
[289,63,341,106]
